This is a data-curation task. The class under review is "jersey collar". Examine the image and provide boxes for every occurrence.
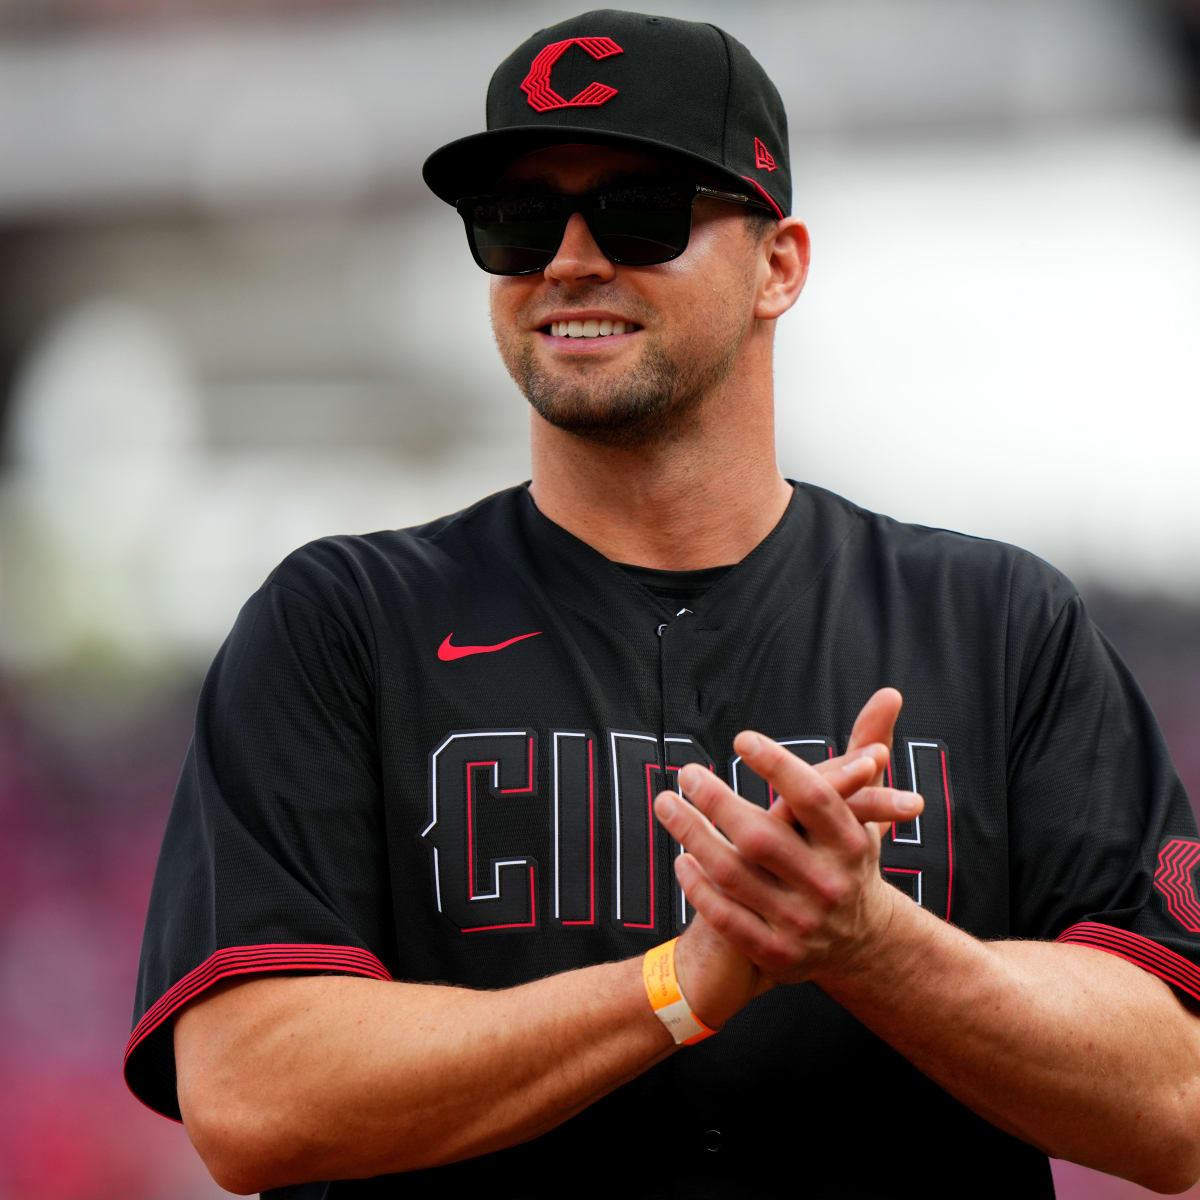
[514,480,860,637]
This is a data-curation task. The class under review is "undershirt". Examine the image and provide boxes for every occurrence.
[617,562,734,611]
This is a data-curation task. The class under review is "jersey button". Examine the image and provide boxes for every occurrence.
[703,1128,722,1152]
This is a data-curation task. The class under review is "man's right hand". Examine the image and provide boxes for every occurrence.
[671,687,920,1027]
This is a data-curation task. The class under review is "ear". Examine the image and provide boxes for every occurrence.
[754,217,810,321]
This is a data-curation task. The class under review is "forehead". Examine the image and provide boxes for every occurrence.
[496,143,691,191]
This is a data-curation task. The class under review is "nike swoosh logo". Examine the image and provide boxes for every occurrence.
[437,631,542,661]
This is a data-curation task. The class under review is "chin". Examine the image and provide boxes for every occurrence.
[524,379,699,450]
[512,341,720,450]
[533,403,692,450]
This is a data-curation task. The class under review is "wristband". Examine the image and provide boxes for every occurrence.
[642,937,717,1046]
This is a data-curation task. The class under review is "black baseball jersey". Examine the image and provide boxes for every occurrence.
[126,481,1200,1198]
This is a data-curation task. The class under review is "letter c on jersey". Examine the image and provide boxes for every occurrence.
[520,36,623,112]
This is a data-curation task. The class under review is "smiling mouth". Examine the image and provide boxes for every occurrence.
[540,319,642,339]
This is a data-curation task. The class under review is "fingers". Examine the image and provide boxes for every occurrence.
[657,714,915,893]
[843,786,923,826]
[732,732,870,852]
[655,711,911,988]
[674,853,778,967]
[845,688,903,785]
[810,744,919,840]
[655,784,791,910]
[659,761,900,985]
[813,743,890,794]
[736,751,877,853]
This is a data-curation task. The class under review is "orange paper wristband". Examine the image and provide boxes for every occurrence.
[642,937,717,1046]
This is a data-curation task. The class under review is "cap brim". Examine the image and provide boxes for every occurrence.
[422,125,761,206]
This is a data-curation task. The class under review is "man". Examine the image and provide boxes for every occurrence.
[125,11,1200,1197]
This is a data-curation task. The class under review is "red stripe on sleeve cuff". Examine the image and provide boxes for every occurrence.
[124,942,393,1119]
[1056,922,1200,1001]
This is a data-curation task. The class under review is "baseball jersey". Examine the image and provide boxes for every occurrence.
[125,481,1200,1198]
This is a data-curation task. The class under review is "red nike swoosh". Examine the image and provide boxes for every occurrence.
[437,631,542,661]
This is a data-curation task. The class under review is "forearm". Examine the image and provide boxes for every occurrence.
[818,897,1200,1192]
[175,958,679,1193]
[660,726,1200,1192]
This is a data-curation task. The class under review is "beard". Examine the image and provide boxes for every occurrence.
[495,310,748,451]
[512,338,737,449]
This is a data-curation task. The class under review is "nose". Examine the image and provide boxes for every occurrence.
[544,211,617,284]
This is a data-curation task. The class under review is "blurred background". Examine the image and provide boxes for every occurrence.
[0,0,1197,1195]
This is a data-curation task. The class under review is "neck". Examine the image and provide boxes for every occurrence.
[528,375,792,570]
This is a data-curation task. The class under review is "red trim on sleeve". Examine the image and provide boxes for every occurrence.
[123,942,393,1117]
[1056,922,1200,1001]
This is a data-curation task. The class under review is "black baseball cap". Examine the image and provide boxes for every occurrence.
[422,10,791,218]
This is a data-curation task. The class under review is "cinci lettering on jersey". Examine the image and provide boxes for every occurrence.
[422,728,954,933]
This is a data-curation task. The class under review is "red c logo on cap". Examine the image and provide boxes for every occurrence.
[521,37,623,113]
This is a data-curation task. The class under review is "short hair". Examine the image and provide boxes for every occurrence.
[744,206,778,244]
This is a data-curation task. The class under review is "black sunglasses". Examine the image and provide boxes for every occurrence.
[456,180,774,276]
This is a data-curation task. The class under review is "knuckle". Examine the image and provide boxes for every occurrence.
[708,853,741,892]
[839,823,869,858]
[781,908,816,940]
[789,781,830,816]
[707,903,737,937]
[761,937,795,975]
[670,813,697,847]
[738,825,775,862]
[813,874,850,910]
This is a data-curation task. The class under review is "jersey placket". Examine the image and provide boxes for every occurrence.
[655,605,700,936]
[515,483,831,940]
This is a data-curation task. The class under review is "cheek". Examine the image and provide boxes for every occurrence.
[663,227,757,304]
[488,278,507,326]
[489,278,534,335]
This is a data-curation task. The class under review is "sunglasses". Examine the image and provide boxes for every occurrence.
[456,180,775,276]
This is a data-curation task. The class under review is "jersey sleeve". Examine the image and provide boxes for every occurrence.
[124,564,394,1122]
[1006,580,1200,1001]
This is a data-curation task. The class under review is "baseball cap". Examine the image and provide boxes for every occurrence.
[422,9,791,218]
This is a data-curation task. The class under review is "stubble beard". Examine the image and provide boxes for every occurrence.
[500,326,745,451]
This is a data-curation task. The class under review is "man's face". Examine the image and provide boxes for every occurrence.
[485,144,765,449]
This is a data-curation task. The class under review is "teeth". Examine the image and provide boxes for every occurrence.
[549,319,635,338]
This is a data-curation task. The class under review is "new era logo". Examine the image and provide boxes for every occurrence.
[754,137,776,172]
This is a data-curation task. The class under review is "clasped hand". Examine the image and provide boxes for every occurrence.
[657,688,924,1023]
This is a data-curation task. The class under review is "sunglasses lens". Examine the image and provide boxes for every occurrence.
[461,183,696,275]
[590,183,694,266]
[467,194,567,274]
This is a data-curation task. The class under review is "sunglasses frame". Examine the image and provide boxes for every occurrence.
[456,182,775,276]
